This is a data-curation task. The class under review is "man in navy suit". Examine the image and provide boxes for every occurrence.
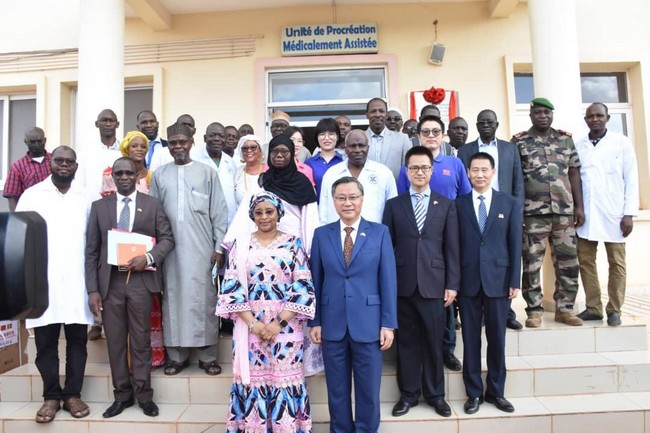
[310,176,398,433]
[458,109,525,330]
[383,146,460,418]
[455,152,522,414]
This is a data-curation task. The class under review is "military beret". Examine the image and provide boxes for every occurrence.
[530,97,554,110]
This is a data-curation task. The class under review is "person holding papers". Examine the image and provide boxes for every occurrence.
[85,157,174,418]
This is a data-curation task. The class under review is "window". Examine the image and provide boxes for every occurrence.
[267,67,387,149]
[0,95,37,181]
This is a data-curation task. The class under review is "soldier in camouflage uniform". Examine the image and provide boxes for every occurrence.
[512,98,585,328]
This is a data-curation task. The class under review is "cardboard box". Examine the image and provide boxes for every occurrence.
[0,320,28,374]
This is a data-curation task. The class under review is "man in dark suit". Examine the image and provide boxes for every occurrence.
[456,152,522,414]
[310,176,397,433]
[136,110,168,170]
[86,157,174,418]
[458,109,525,330]
[383,146,460,418]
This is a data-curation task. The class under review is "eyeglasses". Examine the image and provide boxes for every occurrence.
[318,132,337,139]
[407,165,432,173]
[386,116,402,122]
[334,195,362,203]
[420,128,442,137]
[270,148,291,157]
[241,146,259,152]
[271,122,288,130]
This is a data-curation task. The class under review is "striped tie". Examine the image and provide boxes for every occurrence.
[478,195,487,233]
[117,197,131,231]
[413,193,426,233]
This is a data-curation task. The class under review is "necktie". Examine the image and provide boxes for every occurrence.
[413,192,426,233]
[117,197,131,231]
[145,141,157,168]
[343,226,354,267]
[478,195,487,233]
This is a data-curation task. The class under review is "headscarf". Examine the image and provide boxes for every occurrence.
[260,134,317,206]
[118,131,149,157]
[248,191,285,222]
[235,134,264,163]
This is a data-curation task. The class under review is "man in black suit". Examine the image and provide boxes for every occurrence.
[455,152,522,414]
[86,157,175,418]
[383,146,460,418]
[458,109,525,330]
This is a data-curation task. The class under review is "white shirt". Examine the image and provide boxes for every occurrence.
[319,159,397,225]
[75,140,122,203]
[478,137,500,191]
[191,145,238,225]
[17,176,94,328]
[472,187,493,222]
[339,217,362,248]
[148,135,169,171]
[575,130,639,242]
[116,190,138,231]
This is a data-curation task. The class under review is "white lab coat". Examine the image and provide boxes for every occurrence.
[575,131,639,242]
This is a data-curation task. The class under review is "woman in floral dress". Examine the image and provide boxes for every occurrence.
[217,191,315,433]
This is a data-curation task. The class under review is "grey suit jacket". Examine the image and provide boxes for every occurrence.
[365,127,413,179]
[458,139,524,204]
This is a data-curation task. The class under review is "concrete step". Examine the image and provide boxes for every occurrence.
[4,350,650,404]
[1,392,650,433]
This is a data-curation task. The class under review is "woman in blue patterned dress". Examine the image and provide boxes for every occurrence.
[217,191,315,433]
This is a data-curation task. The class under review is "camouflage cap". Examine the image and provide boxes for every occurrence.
[530,97,554,110]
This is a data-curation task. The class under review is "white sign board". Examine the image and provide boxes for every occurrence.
[282,23,378,56]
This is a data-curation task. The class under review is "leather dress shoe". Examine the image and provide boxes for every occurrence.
[427,398,452,417]
[506,318,523,330]
[464,397,483,414]
[607,311,622,326]
[443,353,462,371]
[484,394,514,413]
[391,399,417,417]
[102,399,134,418]
[139,401,159,417]
[577,309,603,321]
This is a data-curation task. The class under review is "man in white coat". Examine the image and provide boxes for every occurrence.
[17,146,94,423]
[575,102,639,326]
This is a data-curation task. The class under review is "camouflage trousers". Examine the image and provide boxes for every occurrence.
[522,214,579,314]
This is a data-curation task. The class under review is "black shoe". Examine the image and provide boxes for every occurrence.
[139,401,159,417]
[88,325,103,341]
[443,353,462,371]
[391,399,417,417]
[506,318,523,330]
[607,311,622,326]
[484,394,514,413]
[577,310,604,321]
[463,397,483,414]
[102,399,134,418]
[427,398,451,417]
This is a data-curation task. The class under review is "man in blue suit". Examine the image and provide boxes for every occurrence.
[458,109,525,330]
[383,146,460,418]
[455,152,523,414]
[310,176,398,433]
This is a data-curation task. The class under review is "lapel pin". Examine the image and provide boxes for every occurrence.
[360,232,366,237]
[498,213,504,219]
[137,208,143,212]
[433,200,438,205]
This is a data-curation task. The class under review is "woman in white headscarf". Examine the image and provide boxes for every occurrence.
[233,135,267,205]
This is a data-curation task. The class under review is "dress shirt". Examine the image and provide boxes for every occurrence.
[477,137,500,191]
[409,186,431,213]
[369,128,386,161]
[472,188,493,223]
[115,190,138,231]
[339,217,362,249]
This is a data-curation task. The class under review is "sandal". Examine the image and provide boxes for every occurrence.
[63,397,90,419]
[35,399,60,423]
[199,360,222,376]
[163,360,189,376]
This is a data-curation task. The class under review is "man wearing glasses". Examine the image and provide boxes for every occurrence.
[383,146,460,418]
[319,129,397,224]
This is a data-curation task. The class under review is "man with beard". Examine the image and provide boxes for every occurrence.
[192,122,238,225]
[223,125,239,158]
[448,117,469,152]
[320,129,397,224]
[150,122,228,376]
[4,126,52,211]
[136,110,168,170]
[17,146,94,423]
[86,157,174,418]
[365,98,412,179]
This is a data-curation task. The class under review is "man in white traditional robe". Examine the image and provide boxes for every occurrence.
[17,146,94,423]
[150,122,228,376]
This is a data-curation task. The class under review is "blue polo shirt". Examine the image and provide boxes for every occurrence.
[305,152,345,200]
[397,153,471,200]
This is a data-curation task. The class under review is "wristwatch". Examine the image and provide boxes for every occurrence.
[275,315,288,328]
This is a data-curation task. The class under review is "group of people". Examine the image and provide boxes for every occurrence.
[3,93,638,432]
